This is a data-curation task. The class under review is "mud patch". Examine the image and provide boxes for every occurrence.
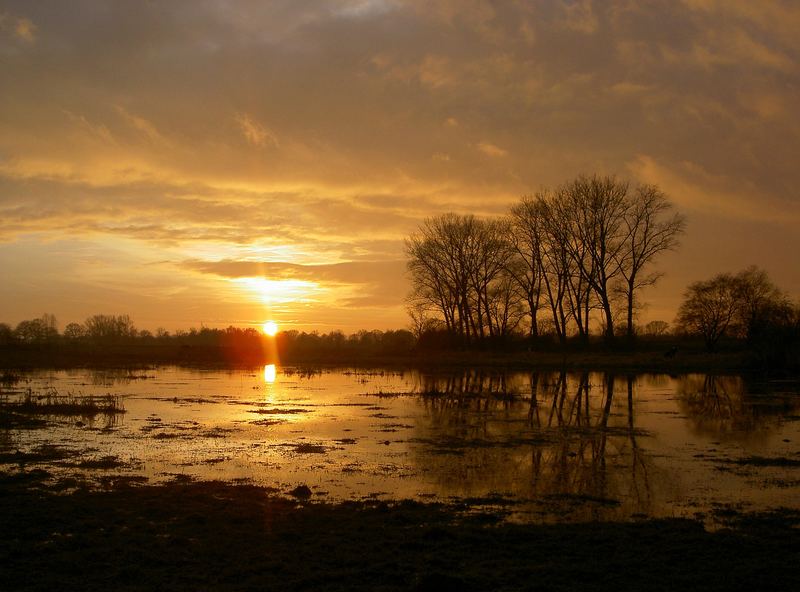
[293,443,328,454]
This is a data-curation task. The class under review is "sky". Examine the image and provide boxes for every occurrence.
[1,0,799,333]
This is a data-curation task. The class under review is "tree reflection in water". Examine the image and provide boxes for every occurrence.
[677,374,800,440]
[411,370,657,519]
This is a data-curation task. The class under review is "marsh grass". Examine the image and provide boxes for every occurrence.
[1,388,125,418]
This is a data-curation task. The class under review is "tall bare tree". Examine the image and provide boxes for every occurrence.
[508,198,546,338]
[615,184,686,339]
[558,175,630,341]
[538,192,579,343]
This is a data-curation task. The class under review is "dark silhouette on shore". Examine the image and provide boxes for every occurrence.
[406,175,686,345]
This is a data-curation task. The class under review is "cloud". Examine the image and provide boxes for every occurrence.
[182,258,409,308]
[235,113,280,148]
[116,106,170,146]
[628,155,800,225]
[477,142,508,158]
[557,0,599,34]
[182,258,403,281]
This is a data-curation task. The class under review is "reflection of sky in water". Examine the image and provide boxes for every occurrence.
[1,367,799,522]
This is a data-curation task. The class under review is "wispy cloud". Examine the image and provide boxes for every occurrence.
[235,113,280,149]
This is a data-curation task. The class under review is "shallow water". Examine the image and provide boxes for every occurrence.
[2,366,799,521]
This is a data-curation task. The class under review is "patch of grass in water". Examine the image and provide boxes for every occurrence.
[1,390,125,418]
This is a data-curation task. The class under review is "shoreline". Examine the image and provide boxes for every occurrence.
[1,347,785,376]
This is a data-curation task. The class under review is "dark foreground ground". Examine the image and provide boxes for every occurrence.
[1,473,799,592]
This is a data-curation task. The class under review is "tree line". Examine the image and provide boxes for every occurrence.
[0,314,415,363]
[406,174,686,344]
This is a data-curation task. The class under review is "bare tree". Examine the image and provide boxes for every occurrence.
[538,193,580,343]
[406,214,510,344]
[558,175,630,342]
[677,267,795,352]
[486,270,526,338]
[676,274,740,351]
[733,266,788,342]
[468,218,515,338]
[406,176,685,348]
[508,198,546,338]
[13,314,58,344]
[84,314,136,342]
[643,320,670,337]
[405,217,462,335]
[615,184,686,340]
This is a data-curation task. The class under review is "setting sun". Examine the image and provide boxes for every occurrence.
[262,321,279,336]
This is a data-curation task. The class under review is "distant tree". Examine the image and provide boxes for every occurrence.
[676,267,795,353]
[84,314,136,342]
[643,320,670,337]
[676,274,740,351]
[13,314,58,344]
[41,313,58,334]
[63,322,86,340]
[733,266,789,343]
[405,301,442,339]
[0,322,13,345]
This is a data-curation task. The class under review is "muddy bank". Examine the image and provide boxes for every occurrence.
[2,473,798,591]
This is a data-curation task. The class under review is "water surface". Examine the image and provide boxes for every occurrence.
[2,366,799,522]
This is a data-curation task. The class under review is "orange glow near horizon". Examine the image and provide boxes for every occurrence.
[262,321,279,336]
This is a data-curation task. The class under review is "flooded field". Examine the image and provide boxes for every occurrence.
[2,366,799,522]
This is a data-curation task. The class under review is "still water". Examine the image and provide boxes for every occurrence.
[2,366,799,521]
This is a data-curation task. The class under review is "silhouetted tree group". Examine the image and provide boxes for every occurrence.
[406,175,686,345]
[676,266,800,357]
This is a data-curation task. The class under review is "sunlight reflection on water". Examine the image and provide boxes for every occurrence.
[264,364,277,384]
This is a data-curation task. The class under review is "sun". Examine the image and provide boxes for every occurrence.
[262,321,279,337]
